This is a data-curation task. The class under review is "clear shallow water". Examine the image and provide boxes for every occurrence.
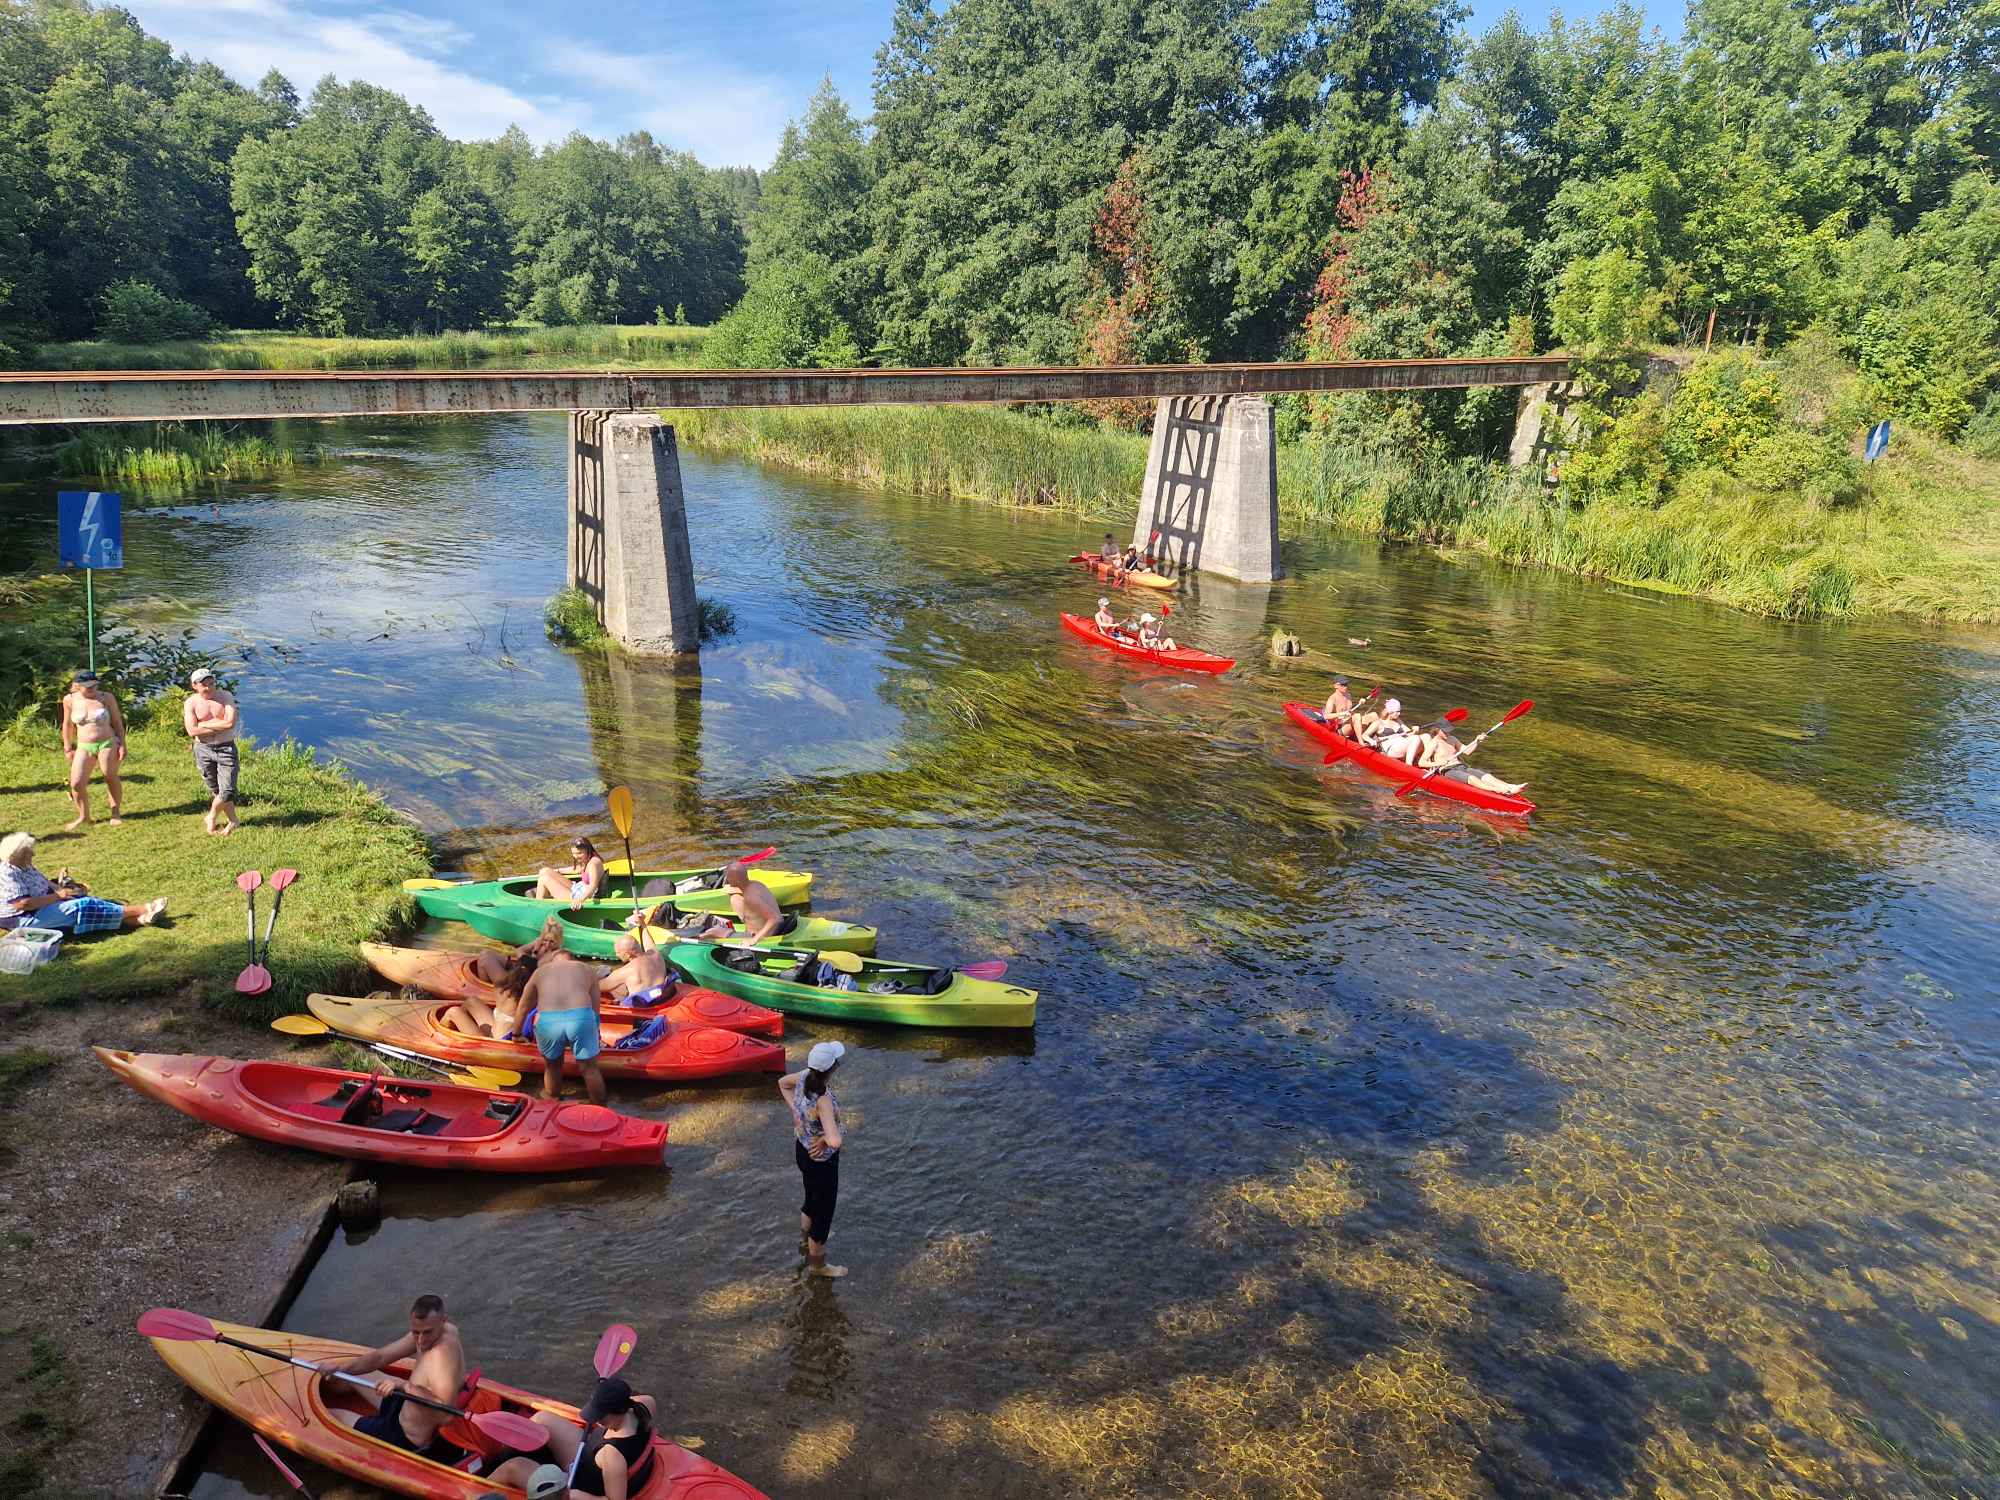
[5,418,1998,1498]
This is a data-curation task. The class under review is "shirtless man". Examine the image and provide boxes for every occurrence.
[1320,677,1357,739]
[327,1294,465,1460]
[1092,596,1121,635]
[521,950,608,1104]
[722,860,786,944]
[1415,727,1528,796]
[600,933,673,1002]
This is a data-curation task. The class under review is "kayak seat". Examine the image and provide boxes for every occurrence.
[483,1097,527,1124]
[921,967,955,996]
[772,912,799,938]
[371,1107,450,1134]
[611,1016,667,1052]
[313,1079,364,1109]
[336,1076,382,1126]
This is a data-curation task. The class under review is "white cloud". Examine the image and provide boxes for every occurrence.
[122,0,795,162]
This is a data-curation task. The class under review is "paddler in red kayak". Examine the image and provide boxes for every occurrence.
[325,1293,466,1460]
[1415,725,1528,797]
[491,1376,660,1499]
[1135,613,1176,651]
[601,932,674,1004]
[1320,677,1358,739]
[1092,597,1131,640]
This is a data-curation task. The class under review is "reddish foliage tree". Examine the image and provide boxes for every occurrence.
[1080,155,1156,429]
[1304,168,1384,362]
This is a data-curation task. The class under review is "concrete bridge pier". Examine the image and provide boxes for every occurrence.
[1132,394,1282,583]
[566,411,699,654]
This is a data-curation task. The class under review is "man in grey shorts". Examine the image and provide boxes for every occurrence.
[182,668,240,835]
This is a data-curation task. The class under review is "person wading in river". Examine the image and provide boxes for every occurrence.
[779,1041,848,1278]
[326,1293,466,1460]
[521,948,608,1103]
[182,668,241,835]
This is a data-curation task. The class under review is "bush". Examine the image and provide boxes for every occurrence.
[1851,297,1992,435]
[1736,430,1862,507]
[1661,351,1785,472]
[96,280,212,344]
[703,256,858,370]
[0,574,220,724]
[1964,394,2000,459]
[543,586,609,649]
[1560,388,1671,503]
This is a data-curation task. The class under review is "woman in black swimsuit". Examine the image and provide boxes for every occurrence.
[494,1376,656,1500]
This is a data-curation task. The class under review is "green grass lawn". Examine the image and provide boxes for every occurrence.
[0,722,428,1018]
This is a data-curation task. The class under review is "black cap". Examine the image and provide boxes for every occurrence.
[582,1375,633,1422]
[73,670,99,682]
[1333,676,1349,686]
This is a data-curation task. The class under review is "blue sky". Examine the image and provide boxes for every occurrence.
[123,0,1664,170]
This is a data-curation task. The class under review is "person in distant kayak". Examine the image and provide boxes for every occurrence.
[521,949,608,1103]
[1416,727,1528,797]
[182,667,241,836]
[1135,613,1176,652]
[1092,597,1124,636]
[326,1294,466,1461]
[1098,532,1120,562]
[535,838,606,907]
[1320,678,1357,738]
[779,1041,848,1278]
[491,1376,660,1499]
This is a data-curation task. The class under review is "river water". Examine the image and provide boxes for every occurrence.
[5,415,1997,1498]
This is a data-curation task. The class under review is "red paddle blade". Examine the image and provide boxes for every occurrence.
[475,1410,550,1449]
[960,961,1008,980]
[736,847,777,865]
[253,1433,311,1495]
[269,868,301,891]
[137,1307,218,1341]
[595,1323,638,1377]
[234,965,271,994]
[1503,698,1535,722]
[236,870,263,893]
[1443,708,1469,722]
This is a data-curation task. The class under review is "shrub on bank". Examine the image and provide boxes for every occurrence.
[96,280,213,345]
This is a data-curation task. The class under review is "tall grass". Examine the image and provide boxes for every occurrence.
[672,404,2000,622]
[52,421,326,487]
[29,323,711,372]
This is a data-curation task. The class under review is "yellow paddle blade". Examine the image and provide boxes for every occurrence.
[270,1014,330,1035]
[821,949,863,974]
[602,857,640,877]
[461,1066,523,1088]
[607,785,636,839]
[640,925,679,948]
[402,878,460,892]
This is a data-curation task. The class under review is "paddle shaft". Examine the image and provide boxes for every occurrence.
[210,1331,466,1416]
[259,878,296,964]
[254,1434,315,1500]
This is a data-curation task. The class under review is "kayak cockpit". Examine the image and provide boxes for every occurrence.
[241,1062,520,1141]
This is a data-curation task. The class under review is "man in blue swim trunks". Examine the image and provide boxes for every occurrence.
[520,949,608,1104]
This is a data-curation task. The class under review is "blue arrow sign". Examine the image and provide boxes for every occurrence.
[57,490,123,569]
[1864,420,1891,463]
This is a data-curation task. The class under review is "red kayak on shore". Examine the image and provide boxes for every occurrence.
[1282,701,1536,815]
[94,1048,668,1171]
[1060,612,1234,674]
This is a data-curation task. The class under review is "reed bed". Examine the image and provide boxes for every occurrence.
[52,422,327,487]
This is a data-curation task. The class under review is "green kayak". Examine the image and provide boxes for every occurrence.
[405,865,814,924]
[667,943,1037,1029]
[458,899,879,960]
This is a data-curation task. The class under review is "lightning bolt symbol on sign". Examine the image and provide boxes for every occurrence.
[79,492,101,566]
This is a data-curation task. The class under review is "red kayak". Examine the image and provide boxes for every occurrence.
[94,1048,668,1171]
[1282,701,1536,815]
[1060,612,1234,674]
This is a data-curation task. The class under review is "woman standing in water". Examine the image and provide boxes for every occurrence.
[779,1041,847,1278]
[60,671,126,829]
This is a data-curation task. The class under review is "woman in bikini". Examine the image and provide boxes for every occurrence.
[61,671,126,829]
[534,837,607,907]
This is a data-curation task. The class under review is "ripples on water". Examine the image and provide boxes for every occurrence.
[5,416,1997,1498]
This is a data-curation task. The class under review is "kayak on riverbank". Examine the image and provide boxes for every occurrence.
[670,943,1038,1029]
[454,899,877,959]
[143,1313,769,1499]
[304,993,788,1081]
[1282,701,1536,815]
[360,942,786,1036]
[1060,612,1235,674]
[94,1047,668,1171]
[406,866,814,924]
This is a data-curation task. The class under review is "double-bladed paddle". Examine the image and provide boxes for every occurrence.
[1395,699,1535,799]
[136,1309,549,1451]
[267,1015,522,1089]
[567,1323,642,1487]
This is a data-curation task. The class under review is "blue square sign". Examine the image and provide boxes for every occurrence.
[57,490,123,569]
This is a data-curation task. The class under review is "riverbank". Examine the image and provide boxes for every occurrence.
[0,720,429,1016]
[0,1004,352,1498]
[24,322,710,373]
[670,406,2000,622]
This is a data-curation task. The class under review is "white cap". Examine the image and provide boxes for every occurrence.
[526,1464,569,1499]
[189,668,216,684]
[1097,597,1109,607]
[806,1041,845,1072]
[1383,698,1402,714]
[1140,613,1155,624]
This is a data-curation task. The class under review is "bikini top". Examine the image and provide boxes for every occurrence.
[70,700,109,726]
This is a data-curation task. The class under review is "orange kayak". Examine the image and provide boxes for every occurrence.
[145,1315,769,1499]
[1068,551,1177,588]
[359,942,785,1037]
[94,1048,667,1171]
[305,993,786,1082]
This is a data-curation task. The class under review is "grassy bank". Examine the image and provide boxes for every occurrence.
[0,719,428,1016]
[30,322,710,372]
[672,405,2000,622]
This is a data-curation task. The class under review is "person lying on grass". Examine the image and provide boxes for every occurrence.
[0,831,164,935]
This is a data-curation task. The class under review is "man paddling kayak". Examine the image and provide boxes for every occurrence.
[1093,597,1122,635]
[1416,726,1528,797]
[326,1294,466,1460]
[1320,678,1357,739]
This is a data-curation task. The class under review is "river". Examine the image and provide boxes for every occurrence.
[4,414,1996,1498]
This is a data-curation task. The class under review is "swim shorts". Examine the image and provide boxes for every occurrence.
[354,1392,458,1460]
[534,1005,601,1062]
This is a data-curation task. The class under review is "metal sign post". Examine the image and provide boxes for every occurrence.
[57,490,124,672]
